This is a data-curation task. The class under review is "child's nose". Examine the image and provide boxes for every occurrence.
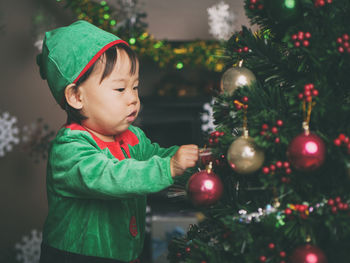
[127,89,138,105]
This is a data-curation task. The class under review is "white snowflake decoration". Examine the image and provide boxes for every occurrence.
[207,1,236,41]
[15,229,42,263]
[34,39,43,52]
[201,99,216,132]
[0,111,20,157]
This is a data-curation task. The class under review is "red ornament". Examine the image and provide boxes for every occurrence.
[290,244,327,263]
[287,132,326,171]
[199,148,214,166]
[186,166,223,206]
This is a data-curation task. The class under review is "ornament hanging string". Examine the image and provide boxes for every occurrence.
[234,100,248,137]
[302,97,316,134]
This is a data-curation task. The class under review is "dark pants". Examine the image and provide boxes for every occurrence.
[39,242,140,263]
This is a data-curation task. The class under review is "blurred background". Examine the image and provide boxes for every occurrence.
[0,0,254,262]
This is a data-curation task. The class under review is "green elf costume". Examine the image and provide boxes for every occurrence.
[36,20,178,263]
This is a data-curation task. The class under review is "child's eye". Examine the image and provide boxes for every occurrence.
[114,88,125,92]
[133,86,138,90]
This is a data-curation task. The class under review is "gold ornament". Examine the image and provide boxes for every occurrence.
[220,61,256,95]
[227,131,265,174]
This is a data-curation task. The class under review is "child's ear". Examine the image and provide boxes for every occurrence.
[64,83,83,110]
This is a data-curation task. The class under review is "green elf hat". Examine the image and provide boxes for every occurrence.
[36,20,128,106]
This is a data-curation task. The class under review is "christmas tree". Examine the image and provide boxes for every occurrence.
[168,0,350,262]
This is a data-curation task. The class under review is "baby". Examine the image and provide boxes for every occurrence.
[36,20,198,263]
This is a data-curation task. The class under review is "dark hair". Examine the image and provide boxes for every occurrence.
[63,43,138,124]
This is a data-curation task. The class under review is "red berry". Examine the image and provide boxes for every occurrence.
[285,168,292,174]
[283,161,290,168]
[306,96,312,102]
[262,124,269,130]
[250,0,257,4]
[305,32,311,38]
[268,243,275,249]
[276,161,283,168]
[338,203,344,210]
[335,196,342,203]
[292,34,297,40]
[339,134,346,141]
[262,167,270,174]
[214,138,219,144]
[280,251,286,258]
[334,138,342,146]
[299,205,308,212]
[326,0,332,3]
[257,4,264,10]
[344,137,349,143]
[328,199,335,206]
[242,96,249,102]
[209,138,213,144]
[270,164,276,171]
[298,93,304,100]
[297,31,304,40]
[303,40,310,47]
[347,47,350,53]
[260,131,266,136]
[238,48,243,53]
[249,4,255,10]
[236,104,242,110]
[276,120,283,126]
[243,46,249,52]
[176,252,182,258]
[319,0,325,6]
[294,41,301,47]
[304,90,311,97]
[275,137,280,143]
[259,256,267,262]
[338,46,345,53]
[186,247,191,253]
[337,37,343,44]
[331,206,338,214]
[280,261,286,263]
[312,89,319,96]
[343,203,349,210]
[214,131,220,137]
[343,42,350,48]
[285,208,292,215]
[281,177,288,183]
[271,127,278,134]
[343,34,350,41]
[243,105,248,110]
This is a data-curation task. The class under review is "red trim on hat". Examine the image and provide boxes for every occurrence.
[72,39,129,84]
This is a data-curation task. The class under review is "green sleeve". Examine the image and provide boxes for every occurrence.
[48,135,174,199]
[129,126,179,160]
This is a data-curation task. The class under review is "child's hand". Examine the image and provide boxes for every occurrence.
[170,145,199,177]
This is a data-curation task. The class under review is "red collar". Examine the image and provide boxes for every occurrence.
[65,123,139,160]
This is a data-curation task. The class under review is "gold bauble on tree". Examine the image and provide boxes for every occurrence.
[220,61,256,95]
[227,130,265,174]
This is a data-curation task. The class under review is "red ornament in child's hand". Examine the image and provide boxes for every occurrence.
[287,132,326,171]
[186,166,223,206]
[199,148,214,166]
[290,244,327,263]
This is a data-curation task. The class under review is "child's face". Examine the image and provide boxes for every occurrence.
[79,48,140,141]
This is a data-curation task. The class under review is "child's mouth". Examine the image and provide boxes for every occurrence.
[126,110,137,122]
